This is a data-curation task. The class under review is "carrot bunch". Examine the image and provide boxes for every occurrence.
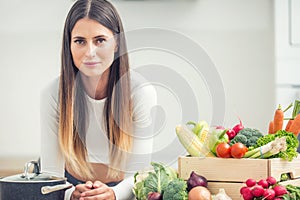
[268,100,300,136]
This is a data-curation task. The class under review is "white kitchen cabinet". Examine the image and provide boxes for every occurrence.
[290,0,300,46]
[275,0,300,108]
[275,0,300,59]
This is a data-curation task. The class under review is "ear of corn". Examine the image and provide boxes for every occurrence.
[175,124,210,157]
[198,121,209,143]
[186,121,209,143]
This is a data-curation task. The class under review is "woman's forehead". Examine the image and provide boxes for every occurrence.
[71,18,114,38]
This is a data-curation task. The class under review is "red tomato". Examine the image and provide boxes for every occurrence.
[216,142,232,158]
[231,142,248,158]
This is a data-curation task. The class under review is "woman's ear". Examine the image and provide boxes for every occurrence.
[114,44,118,53]
[114,35,119,53]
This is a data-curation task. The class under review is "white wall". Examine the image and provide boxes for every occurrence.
[0,0,275,161]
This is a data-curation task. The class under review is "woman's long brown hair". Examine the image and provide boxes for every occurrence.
[59,0,132,179]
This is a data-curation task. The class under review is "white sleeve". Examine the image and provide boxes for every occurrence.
[112,82,158,200]
[40,78,65,176]
[40,79,76,200]
[111,177,134,200]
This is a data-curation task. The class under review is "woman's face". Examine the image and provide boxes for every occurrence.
[70,18,117,78]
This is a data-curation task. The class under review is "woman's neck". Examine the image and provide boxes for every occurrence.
[80,70,110,100]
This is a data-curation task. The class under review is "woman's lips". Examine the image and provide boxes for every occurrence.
[83,61,101,67]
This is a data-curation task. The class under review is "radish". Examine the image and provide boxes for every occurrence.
[245,178,256,187]
[226,129,236,140]
[232,118,244,134]
[251,185,264,197]
[215,125,225,130]
[240,186,249,195]
[263,188,275,200]
[257,179,269,188]
[266,176,277,186]
[273,185,288,196]
[241,188,254,200]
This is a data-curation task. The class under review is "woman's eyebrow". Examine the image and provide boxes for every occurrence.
[94,35,109,39]
[72,35,109,40]
[72,36,85,40]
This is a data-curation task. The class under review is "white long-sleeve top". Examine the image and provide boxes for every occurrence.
[40,73,157,200]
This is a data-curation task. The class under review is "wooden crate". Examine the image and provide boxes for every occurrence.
[178,156,300,200]
[206,182,244,200]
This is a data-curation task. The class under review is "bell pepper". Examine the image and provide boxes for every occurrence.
[207,127,229,155]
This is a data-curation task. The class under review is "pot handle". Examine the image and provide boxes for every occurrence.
[41,183,73,195]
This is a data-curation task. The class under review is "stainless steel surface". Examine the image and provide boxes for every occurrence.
[21,160,39,180]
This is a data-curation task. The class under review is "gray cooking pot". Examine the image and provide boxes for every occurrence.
[0,161,72,200]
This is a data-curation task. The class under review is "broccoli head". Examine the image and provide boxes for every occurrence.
[162,178,188,200]
[229,128,264,147]
[230,134,247,145]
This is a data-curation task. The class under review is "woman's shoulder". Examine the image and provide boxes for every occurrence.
[40,77,60,103]
[130,71,157,103]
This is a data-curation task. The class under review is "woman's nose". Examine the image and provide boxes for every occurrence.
[85,42,97,57]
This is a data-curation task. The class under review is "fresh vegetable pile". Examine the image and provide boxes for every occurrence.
[244,130,298,161]
[240,176,300,200]
[133,162,232,200]
[175,100,300,160]
[240,176,287,200]
[172,101,300,200]
[133,162,183,200]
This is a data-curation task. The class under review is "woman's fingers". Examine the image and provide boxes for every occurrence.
[85,181,94,189]
[92,180,104,188]
[71,183,93,200]
[80,181,116,200]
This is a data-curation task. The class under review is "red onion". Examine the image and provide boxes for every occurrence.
[187,171,208,191]
[147,192,162,200]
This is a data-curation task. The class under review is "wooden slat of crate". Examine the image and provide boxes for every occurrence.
[279,178,300,186]
[178,156,269,182]
[208,181,244,200]
[269,158,300,180]
[178,156,300,182]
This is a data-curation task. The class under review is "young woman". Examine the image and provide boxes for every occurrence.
[40,0,157,199]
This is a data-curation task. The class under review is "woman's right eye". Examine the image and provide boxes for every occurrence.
[74,40,86,45]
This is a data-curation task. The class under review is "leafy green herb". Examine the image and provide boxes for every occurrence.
[282,185,300,200]
[253,130,299,161]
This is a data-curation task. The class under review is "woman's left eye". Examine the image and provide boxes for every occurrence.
[96,38,106,44]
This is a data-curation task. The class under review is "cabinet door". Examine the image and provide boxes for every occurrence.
[290,0,300,46]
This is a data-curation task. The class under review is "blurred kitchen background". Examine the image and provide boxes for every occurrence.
[0,0,299,176]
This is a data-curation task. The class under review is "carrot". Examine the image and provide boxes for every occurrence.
[268,120,274,134]
[285,119,294,132]
[273,104,284,133]
[288,113,300,136]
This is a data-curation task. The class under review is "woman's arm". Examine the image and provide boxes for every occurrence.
[40,78,65,176]
[111,176,134,200]
[111,79,158,200]
[40,79,76,200]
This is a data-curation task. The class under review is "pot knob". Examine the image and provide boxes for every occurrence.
[21,160,40,180]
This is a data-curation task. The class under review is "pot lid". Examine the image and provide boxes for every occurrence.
[0,173,66,183]
[0,160,66,183]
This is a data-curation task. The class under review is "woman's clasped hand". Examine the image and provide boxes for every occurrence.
[71,181,116,200]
